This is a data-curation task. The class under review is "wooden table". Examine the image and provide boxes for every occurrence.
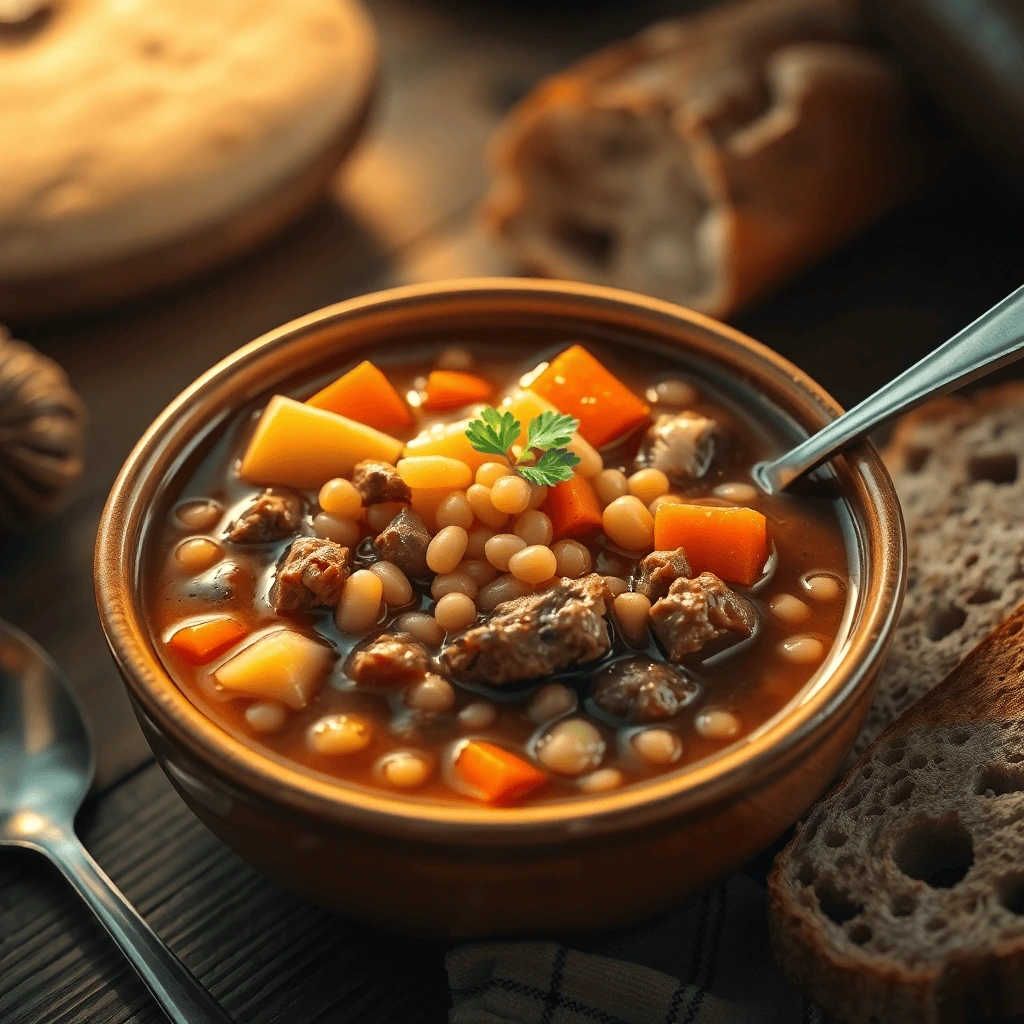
[2,1,1024,1020]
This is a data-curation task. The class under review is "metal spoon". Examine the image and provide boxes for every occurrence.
[754,283,1024,493]
[0,618,234,1023]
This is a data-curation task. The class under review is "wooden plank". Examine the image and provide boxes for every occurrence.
[0,762,450,1023]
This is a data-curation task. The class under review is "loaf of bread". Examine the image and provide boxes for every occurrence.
[484,0,930,319]
[860,383,1024,754]
[768,601,1024,1024]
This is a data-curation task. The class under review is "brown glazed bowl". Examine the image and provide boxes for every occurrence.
[95,279,906,939]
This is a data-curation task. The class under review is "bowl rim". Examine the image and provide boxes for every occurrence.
[95,278,906,845]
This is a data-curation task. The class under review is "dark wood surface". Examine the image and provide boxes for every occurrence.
[2,1,1024,1021]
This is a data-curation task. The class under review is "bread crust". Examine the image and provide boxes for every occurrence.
[484,0,931,318]
[768,604,1024,1024]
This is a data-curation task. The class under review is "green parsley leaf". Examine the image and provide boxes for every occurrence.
[525,410,578,453]
[465,406,521,458]
[465,406,580,486]
[518,447,581,487]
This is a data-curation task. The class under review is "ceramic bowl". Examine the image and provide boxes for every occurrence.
[95,278,906,938]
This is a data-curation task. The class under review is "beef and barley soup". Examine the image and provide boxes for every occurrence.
[146,337,849,806]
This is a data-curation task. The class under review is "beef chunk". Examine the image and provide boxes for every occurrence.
[634,547,692,602]
[441,574,612,685]
[634,412,718,482]
[375,509,431,578]
[351,460,412,505]
[226,488,304,543]
[270,537,352,612]
[591,656,698,722]
[345,632,432,685]
[650,572,756,662]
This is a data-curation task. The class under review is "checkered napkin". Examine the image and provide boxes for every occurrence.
[447,874,831,1024]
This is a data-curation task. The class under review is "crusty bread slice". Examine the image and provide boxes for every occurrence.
[860,382,1024,755]
[768,602,1024,1024]
[483,0,929,318]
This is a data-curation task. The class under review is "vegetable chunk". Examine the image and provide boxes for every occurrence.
[543,474,603,539]
[239,396,404,490]
[404,418,499,471]
[307,360,413,431]
[654,503,768,586]
[422,371,493,411]
[455,741,548,804]
[214,629,334,709]
[168,617,246,664]
[530,345,650,448]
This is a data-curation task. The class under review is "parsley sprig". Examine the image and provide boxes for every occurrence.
[465,407,581,486]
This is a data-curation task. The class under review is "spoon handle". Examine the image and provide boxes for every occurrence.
[42,832,235,1024]
[757,283,1024,492]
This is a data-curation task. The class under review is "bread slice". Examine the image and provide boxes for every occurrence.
[860,383,1024,756]
[768,603,1024,1024]
[482,0,929,318]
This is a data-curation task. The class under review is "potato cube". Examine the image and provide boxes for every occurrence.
[403,417,498,471]
[213,629,334,709]
[240,396,403,490]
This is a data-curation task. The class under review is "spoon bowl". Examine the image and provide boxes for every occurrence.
[0,620,92,846]
[0,616,233,1023]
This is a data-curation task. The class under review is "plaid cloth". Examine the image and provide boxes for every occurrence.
[447,874,831,1024]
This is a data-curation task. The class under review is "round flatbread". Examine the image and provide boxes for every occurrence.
[0,0,376,314]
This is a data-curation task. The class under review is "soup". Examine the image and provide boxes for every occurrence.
[145,336,849,807]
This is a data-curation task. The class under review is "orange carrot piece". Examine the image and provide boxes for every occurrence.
[168,617,247,665]
[307,360,414,432]
[529,345,650,448]
[421,371,494,412]
[654,503,769,587]
[455,741,548,805]
[543,474,603,539]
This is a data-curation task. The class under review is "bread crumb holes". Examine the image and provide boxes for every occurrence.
[888,780,914,806]
[999,876,1024,915]
[975,764,1024,797]
[893,817,973,888]
[813,879,862,926]
[880,744,906,766]
[823,828,847,848]
[891,894,916,917]
[967,452,1018,484]
[926,603,967,641]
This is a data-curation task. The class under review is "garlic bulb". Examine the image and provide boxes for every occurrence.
[0,325,86,529]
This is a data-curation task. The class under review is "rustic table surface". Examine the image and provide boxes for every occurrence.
[3,1,1024,1021]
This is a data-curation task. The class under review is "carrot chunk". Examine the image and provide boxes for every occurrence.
[307,360,414,432]
[168,617,246,665]
[455,741,548,805]
[543,474,603,539]
[654,503,769,587]
[421,371,494,412]
[529,345,650,448]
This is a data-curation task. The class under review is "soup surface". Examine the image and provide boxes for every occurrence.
[146,334,850,806]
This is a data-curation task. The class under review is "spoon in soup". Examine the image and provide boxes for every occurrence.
[754,283,1024,493]
[0,618,235,1023]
